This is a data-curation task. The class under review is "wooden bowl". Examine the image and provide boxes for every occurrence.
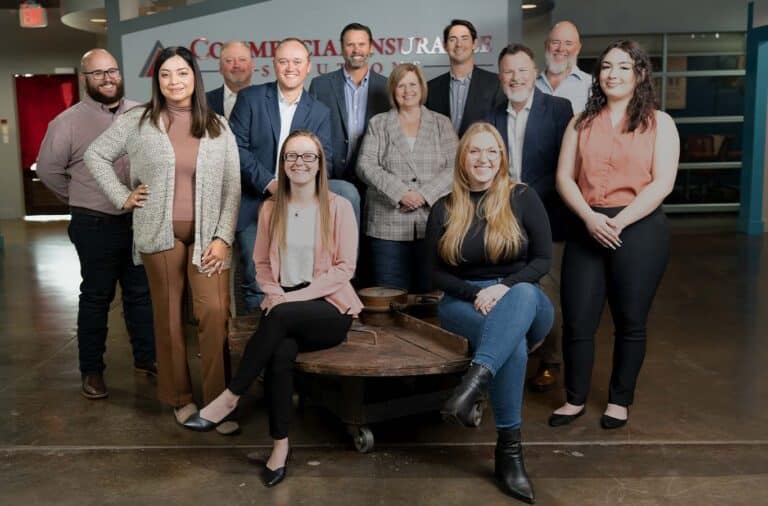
[358,286,408,313]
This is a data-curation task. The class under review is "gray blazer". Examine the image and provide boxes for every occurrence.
[84,107,241,268]
[356,107,457,241]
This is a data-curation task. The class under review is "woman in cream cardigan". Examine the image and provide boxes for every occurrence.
[85,46,241,433]
[182,130,361,488]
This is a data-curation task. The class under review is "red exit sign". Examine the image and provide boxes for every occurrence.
[20,2,48,29]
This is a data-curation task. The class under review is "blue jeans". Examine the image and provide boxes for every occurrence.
[328,179,360,227]
[235,221,264,312]
[438,280,554,429]
[368,237,429,292]
[68,210,155,375]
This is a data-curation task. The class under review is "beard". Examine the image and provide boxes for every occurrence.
[344,53,369,70]
[86,79,125,105]
[504,86,533,103]
[545,52,576,75]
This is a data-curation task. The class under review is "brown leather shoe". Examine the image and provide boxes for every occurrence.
[527,363,559,392]
[81,374,108,399]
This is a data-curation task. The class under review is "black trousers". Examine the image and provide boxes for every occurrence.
[561,207,669,406]
[229,299,352,439]
[68,209,155,375]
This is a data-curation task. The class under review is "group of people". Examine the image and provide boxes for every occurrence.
[36,17,679,504]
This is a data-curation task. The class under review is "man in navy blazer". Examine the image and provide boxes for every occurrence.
[426,19,505,137]
[309,22,389,204]
[229,38,356,312]
[206,41,254,119]
[486,43,573,392]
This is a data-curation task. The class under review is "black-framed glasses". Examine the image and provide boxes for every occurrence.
[283,152,319,163]
[82,68,121,80]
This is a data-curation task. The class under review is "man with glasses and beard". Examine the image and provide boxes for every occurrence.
[535,21,591,115]
[37,48,156,400]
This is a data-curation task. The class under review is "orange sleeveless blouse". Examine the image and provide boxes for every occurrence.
[576,108,657,207]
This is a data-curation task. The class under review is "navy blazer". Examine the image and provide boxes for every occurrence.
[426,66,505,137]
[229,81,333,231]
[205,85,225,117]
[487,88,573,241]
[309,68,390,181]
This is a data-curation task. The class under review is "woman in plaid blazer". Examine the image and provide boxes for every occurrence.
[357,63,458,292]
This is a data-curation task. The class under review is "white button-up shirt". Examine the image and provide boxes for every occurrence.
[223,83,238,119]
[535,65,591,114]
[274,89,302,177]
[506,91,534,183]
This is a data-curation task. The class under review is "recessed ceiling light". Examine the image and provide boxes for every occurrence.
[522,3,538,8]
[90,18,107,23]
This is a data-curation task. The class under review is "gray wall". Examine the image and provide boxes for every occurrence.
[0,9,99,219]
[552,0,748,35]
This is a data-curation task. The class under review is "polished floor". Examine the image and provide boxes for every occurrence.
[1,218,767,505]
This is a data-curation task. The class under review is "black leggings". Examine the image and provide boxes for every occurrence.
[229,299,352,439]
[561,207,669,407]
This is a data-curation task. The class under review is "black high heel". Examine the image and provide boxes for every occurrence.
[182,407,237,432]
[495,428,535,504]
[261,449,292,488]
[441,363,492,427]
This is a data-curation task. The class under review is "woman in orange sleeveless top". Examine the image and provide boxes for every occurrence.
[548,40,679,430]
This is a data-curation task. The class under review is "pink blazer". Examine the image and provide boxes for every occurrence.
[253,193,363,316]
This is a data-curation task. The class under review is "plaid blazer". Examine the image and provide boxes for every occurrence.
[356,107,457,241]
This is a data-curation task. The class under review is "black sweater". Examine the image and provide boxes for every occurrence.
[425,185,552,302]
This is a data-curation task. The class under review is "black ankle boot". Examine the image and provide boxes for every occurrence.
[495,428,535,504]
[441,363,492,427]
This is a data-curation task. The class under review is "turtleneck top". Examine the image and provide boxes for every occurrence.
[164,103,200,222]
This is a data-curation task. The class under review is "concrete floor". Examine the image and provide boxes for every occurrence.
[1,218,767,505]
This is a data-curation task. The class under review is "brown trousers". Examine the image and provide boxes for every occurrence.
[537,241,564,365]
[141,221,230,407]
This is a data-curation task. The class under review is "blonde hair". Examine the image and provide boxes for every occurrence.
[438,122,524,266]
[386,63,428,109]
[269,130,333,253]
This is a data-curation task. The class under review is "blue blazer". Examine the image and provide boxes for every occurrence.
[206,86,225,117]
[229,81,333,232]
[309,68,389,181]
[486,88,573,241]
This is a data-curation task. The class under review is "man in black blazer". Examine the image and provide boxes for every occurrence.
[486,43,573,392]
[205,40,254,119]
[309,22,389,208]
[426,19,505,137]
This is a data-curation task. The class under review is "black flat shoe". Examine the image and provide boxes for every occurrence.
[600,413,628,430]
[261,450,291,488]
[548,407,586,427]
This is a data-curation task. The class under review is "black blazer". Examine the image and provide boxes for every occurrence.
[426,66,505,137]
[205,85,225,117]
[486,88,574,241]
[309,68,390,181]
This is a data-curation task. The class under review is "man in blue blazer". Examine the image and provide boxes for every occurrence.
[309,22,390,206]
[486,43,573,392]
[229,38,357,312]
[426,19,506,137]
[206,40,254,119]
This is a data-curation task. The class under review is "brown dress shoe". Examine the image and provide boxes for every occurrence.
[527,363,560,392]
[81,374,108,399]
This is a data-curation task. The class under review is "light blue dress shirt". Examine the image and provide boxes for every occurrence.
[535,66,592,114]
[343,68,370,159]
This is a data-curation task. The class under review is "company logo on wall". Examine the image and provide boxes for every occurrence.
[140,41,165,78]
[138,35,495,78]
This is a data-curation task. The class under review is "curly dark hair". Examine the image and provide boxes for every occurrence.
[575,40,658,133]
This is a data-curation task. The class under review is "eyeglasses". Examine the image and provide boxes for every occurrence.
[468,148,501,161]
[82,68,121,80]
[283,152,319,163]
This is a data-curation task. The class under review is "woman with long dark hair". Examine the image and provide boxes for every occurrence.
[549,40,679,429]
[182,130,362,488]
[426,122,553,504]
[85,46,241,432]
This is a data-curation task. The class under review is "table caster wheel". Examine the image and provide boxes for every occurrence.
[352,425,375,453]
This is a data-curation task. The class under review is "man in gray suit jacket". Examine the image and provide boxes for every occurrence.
[309,22,390,223]
[426,19,505,137]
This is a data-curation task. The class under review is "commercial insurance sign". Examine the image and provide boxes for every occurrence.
[121,0,509,101]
